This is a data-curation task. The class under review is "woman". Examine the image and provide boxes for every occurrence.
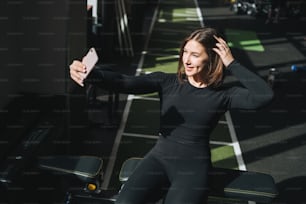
[70,27,273,204]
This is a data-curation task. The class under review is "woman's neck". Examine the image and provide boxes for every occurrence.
[188,77,207,88]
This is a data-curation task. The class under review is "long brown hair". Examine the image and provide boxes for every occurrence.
[177,27,224,87]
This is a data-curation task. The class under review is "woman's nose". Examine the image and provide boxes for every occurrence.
[184,55,190,64]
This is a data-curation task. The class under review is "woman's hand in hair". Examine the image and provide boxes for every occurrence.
[213,35,234,67]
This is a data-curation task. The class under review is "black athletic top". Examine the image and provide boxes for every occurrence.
[86,61,273,145]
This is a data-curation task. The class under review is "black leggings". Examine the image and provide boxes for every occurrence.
[115,137,211,204]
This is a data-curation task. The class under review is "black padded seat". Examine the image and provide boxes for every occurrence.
[119,157,142,182]
[37,155,103,193]
[38,155,103,179]
[209,167,278,203]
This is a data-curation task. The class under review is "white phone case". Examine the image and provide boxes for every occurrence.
[81,47,99,79]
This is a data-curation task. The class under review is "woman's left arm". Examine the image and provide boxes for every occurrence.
[213,35,274,109]
[226,61,274,109]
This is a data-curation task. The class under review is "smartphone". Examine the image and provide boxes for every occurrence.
[81,47,99,79]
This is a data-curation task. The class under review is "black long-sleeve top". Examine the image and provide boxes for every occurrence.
[86,61,273,144]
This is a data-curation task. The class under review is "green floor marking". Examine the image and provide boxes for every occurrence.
[211,144,238,169]
[143,3,200,73]
[225,29,264,52]
[159,7,200,22]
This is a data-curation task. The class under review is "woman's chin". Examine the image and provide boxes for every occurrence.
[185,72,194,77]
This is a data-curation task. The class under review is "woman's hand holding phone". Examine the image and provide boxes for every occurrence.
[69,48,99,87]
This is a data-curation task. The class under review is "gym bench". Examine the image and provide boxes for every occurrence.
[38,156,104,194]
[37,156,278,203]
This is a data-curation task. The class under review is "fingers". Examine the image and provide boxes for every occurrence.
[69,60,86,87]
[213,35,229,52]
[214,35,226,44]
[70,60,86,72]
[70,69,84,87]
[213,35,234,67]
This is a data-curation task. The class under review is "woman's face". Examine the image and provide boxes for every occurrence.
[182,40,209,80]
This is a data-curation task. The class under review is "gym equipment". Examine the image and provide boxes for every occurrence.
[0,123,53,203]
[0,123,52,185]
[37,155,107,203]
[38,156,278,203]
[267,67,277,88]
[291,64,306,72]
[119,157,278,203]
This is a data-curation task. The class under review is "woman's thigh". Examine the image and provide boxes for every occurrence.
[115,155,169,204]
[163,158,211,204]
[163,176,209,204]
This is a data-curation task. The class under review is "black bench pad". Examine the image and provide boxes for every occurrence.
[38,155,103,179]
[209,167,278,203]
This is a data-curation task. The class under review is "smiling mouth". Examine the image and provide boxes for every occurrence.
[185,66,194,71]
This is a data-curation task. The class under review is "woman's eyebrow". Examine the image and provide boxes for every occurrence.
[191,50,201,55]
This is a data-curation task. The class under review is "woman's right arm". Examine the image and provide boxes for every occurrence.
[69,60,162,94]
